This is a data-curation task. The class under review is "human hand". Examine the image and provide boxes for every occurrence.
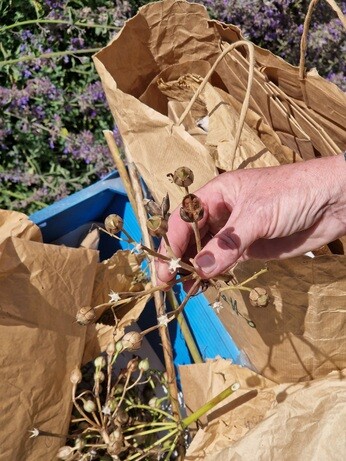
[157,154,346,283]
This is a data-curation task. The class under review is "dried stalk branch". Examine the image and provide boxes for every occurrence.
[124,153,182,434]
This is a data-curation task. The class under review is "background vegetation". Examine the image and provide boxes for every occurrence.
[0,0,345,214]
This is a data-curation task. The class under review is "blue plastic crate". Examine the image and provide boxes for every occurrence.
[30,172,240,368]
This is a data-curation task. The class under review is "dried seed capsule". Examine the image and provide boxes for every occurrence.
[76,306,96,325]
[74,437,86,450]
[143,199,161,216]
[116,408,129,425]
[104,214,123,234]
[109,428,123,443]
[146,215,168,237]
[173,166,194,187]
[127,357,139,373]
[94,356,106,369]
[149,397,159,408]
[70,367,82,385]
[180,194,204,222]
[249,287,269,308]
[83,399,96,413]
[160,193,170,218]
[138,358,150,372]
[57,446,74,460]
[94,370,105,383]
[122,331,142,351]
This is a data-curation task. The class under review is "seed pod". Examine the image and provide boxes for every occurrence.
[249,287,269,308]
[57,446,74,460]
[109,428,123,443]
[116,408,129,425]
[115,340,124,353]
[70,366,82,385]
[180,194,204,222]
[173,166,194,187]
[160,193,170,218]
[149,397,159,408]
[113,384,124,395]
[138,358,150,372]
[146,215,168,237]
[143,199,161,216]
[74,437,86,450]
[122,331,142,351]
[76,306,96,325]
[94,356,106,369]
[106,341,115,357]
[107,397,117,412]
[83,399,96,413]
[104,214,123,234]
[127,357,139,373]
[94,370,105,383]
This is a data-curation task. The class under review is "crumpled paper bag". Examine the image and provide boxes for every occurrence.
[94,0,345,209]
[207,256,346,383]
[181,359,346,461]
[82,249,150,364]
[0,211,98,461]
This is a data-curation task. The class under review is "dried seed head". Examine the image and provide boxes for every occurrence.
[70,367,82,385]
[94,356,106,369]
[173,166,194,187]
[160,193,170,218]
[106,341,115,357]
[114,384,124,395]
[107,397,117,412]
[115,340,124,353]
[143,199,161,216]
[122,331,142,351]
[83,399,96,413]
[116,408,129,425]
[138,358,150,372]
[94,370,105,383]
[249,287,269,308]
[109,428,123,443]
[146,215,168,237]
[76,306,96,325]
[180,194,204,222]
[57,446,74,460]
[149,397,159,408]
[127,357,139,373]
[74,437,86,450]
[104,214,123,234]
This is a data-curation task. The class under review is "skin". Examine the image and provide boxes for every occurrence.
[157,154,346,283]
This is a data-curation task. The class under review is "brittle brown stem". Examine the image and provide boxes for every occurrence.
[192,221,202,253]
[125,158,182,441]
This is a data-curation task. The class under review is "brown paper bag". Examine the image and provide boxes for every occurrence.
[0,211,98,461]
[209,256,346,383]
[181,360,346,461]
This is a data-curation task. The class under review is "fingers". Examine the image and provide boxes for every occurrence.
[193,211,259,277]
[156,204,210,284]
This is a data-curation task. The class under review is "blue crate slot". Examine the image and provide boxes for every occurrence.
[30,172,241,367]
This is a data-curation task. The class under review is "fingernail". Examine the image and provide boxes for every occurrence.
[194,253,216,274]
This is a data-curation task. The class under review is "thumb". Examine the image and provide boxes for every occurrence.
[194,214,259,277]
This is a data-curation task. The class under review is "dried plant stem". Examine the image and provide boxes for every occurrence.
[163,234,176,258]
[167,289,203,364]
[192,222,202,253]
[220,267,268,294]
[178,40,255,161]
[103,130,138,215]
[124,160,182,442]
